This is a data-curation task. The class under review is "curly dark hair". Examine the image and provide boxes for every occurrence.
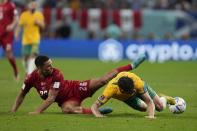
[118,76,134,93]
[35,55,50,67]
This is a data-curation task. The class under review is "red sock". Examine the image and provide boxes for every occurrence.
[8,57,18,77]
[82,108,93,114]
[116,64,132,73]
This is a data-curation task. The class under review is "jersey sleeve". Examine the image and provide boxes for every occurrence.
[126,72,146,94]
[97,85,117,104]
[39,12,44,21]
[36,12,44,22]
[19,13,25,26]
[51,70,64,91]
[135,79,146,94]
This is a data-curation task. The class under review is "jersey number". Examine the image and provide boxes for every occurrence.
[40,90,48,96]
[79,86,87,91]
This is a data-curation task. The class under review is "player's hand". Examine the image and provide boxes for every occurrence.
[145,116,156,119]
[29,111,41,115]
[34,19,42,26]
[34,19,39,25]
[95,114,106,118]
[6,24,14,31]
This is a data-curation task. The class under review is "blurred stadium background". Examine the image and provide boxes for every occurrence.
[0,0,196,62]
[13,0,197,40]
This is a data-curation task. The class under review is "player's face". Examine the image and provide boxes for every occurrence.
[40,59,53,76]
[28,1,37,12]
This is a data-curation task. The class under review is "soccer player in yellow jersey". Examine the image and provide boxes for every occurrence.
[91,71,175,119]
[15,1,45,75]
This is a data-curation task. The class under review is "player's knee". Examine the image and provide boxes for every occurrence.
[62,106,73,114]
[141,105,147,112]
[155,103,164,112]
[62,107,71,113]
[138,103,147,112]
[62,106,81,114]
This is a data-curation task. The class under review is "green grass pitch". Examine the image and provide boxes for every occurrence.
[0,58,197,131]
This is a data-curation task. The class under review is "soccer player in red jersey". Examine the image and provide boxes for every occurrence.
[11,55,146,115]
[0,0,19,79]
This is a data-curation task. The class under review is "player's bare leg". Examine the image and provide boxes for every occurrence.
[22,55,29,75]
[27,53,37,74]
[61,100,112,114]
[61,100,93,114]
[23,54,36,75]
[138,102,147,112]
[5,45,19,80]
[61,100,85,114]
[128,95,171,112]
[153,94,166,111]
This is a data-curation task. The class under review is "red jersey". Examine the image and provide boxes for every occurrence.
[0,1,17,35]
[22,68,92,106]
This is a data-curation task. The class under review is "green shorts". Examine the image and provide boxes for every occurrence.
[124,83,157,111]
[22,44,39,56]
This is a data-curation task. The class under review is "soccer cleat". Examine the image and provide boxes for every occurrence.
[99,107,113,114]
[159,93,176,105]
[131,53,148,69]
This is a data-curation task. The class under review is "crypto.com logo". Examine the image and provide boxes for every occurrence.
[98,39,123,62]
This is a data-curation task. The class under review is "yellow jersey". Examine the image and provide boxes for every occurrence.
[98,72,146,104]
[19,10,44,45]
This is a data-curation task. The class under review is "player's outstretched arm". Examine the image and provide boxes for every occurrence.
[29,89,58,115]
[141,92,155,119]
[91,100,106,117]
[11,89,27,113]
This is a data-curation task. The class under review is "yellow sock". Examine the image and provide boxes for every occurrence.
[159,93,176,105]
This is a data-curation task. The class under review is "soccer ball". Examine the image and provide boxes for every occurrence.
[169,97,186,114]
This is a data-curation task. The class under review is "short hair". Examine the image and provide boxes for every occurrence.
[118,77,134,92]
[35,55,50,67]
